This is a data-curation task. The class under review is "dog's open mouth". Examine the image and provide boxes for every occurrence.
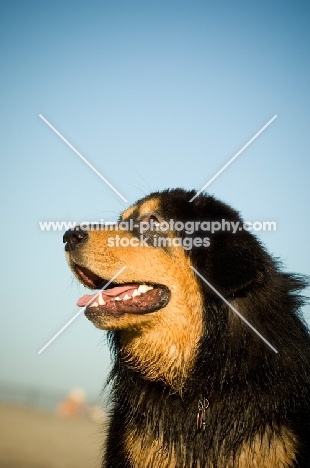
[74,265,170,317]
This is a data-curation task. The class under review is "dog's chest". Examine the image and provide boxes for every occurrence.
[125,430,177,468]
[123,421,298,468]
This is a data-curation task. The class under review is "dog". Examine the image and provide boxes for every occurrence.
[63,188,310,467]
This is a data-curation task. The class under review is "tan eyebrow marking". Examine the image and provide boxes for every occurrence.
[138,198,160,216]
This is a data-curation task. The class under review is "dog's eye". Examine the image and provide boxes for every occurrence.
[140,214,161,226]
[149,215,161,226]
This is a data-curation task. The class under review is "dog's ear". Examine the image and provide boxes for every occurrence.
[203,230,271,297]
[187,194,273,298]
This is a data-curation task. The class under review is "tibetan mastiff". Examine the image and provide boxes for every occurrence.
[63,188,310,467]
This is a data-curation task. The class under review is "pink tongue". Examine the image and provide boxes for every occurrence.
[77,285,139,307]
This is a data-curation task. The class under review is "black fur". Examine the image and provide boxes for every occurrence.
[102,189,310,467]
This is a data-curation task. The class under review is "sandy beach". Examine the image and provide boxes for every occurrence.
[0,403,105,468]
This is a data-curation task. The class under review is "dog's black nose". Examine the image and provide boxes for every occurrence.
[63,228,88,252]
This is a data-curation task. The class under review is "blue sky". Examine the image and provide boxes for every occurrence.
[1,1,309,401]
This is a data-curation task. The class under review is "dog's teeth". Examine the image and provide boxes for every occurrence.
[92,302,99,307]
[123,294,131,300]
[137,285,153,294]
[115,296,121,301]
[132,289,141,297]
[98,294,105,305]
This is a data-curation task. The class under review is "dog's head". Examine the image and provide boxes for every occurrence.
[64,188,274,387]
